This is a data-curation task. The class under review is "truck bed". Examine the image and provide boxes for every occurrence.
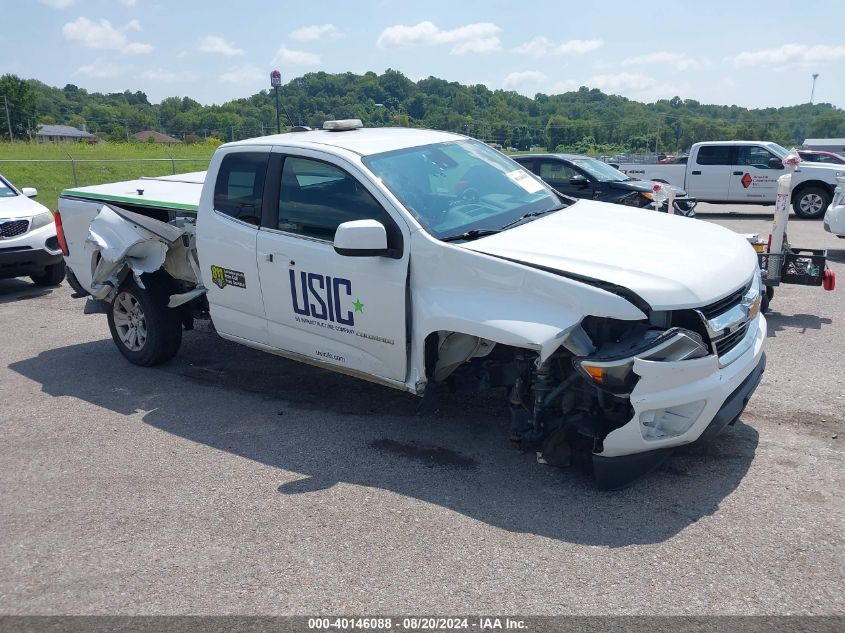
[60,171,205,221]
[59,171,206,293]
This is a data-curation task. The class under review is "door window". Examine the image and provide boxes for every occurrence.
[539,160,580,183]
[696,146,733,165]
[736,146,779,169]
[213,152,268,225]
[278,157,394,242]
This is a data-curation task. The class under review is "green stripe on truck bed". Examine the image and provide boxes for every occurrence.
[60,189,199,212]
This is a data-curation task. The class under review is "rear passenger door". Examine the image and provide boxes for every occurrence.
[689,145,733,201]
[196,149,270,345]
[255,149,410,383]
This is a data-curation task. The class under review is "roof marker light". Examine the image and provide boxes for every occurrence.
[323,119,363,132]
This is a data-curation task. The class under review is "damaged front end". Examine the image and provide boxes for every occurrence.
[440,304,764,490]
[85,205,206,310]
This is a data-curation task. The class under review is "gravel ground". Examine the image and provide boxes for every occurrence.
[0,204,842,615]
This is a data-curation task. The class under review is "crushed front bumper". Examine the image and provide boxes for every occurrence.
[591,312,767,490]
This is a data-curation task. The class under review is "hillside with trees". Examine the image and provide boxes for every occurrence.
[3,70,845,154]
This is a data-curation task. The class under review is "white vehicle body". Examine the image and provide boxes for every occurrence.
[57,125,767,489]
[824,182,845,238]
[0,174,65,285]
[617,141,845,218]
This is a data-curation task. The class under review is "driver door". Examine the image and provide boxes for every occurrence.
[535,159,593,199]
[730,145,783,202]
[256,150,409,382]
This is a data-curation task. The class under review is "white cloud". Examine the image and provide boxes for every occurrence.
[62,17,153,54]
[40,0,76,8]
[622,51,710,71]
[584,72,658,93]
[502,70,547,89]
[513,36,603,58]
[197,35,244,56]
[290,24,340,41]
[376,21,501,55]
[141,68,193,83]
[119,0,137,6]
[74,61,128,79]
[220,64,265,86]
[729,43,845,68]
[272,46,321,66]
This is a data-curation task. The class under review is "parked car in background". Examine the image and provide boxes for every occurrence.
[798,150,845,165]
[824,180,845,238]
[513,153,697,216]
[616,141,845,219]
[0,174,65,286]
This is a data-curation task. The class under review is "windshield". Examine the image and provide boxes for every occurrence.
[570,158,630,182]
[363,140,563,239]
[767,143,790,158]
[0,176,17,198]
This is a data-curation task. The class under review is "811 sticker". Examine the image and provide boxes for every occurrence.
[210,265,246,289]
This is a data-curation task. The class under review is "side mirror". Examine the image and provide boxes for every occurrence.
[334,219,389,257]
[21,187,38,198]
[769,157,784,170]
[569,174,589,187]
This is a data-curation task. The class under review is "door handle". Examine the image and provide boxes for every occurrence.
[264,253,273,262]
[691,170,701,175]
[733,171,744,175]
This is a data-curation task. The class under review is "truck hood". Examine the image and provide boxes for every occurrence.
[0,194,50,220]
[462,199,757,310]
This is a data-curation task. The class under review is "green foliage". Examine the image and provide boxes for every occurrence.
[0,74,37,140]
[13,68,845,153]
[0,142,216,208]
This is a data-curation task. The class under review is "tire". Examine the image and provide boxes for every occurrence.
[792,185,831,219]
[30,260,66,286]
[107,276,182,366]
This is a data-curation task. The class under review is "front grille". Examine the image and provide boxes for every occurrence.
[698,282,751,320]
[714,323,749,356]
[0,219,30,239]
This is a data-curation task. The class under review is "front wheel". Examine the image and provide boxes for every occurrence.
[792,186,831,219]
[30,260,66,286]
[107,277,182,366]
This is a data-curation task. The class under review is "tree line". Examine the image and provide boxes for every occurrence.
[2,70,844,154]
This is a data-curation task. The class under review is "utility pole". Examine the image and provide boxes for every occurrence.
[810,73,819,104]
[2,95,13,141]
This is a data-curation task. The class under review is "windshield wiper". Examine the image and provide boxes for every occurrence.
[440,228,503,243]
[498,205,567,231]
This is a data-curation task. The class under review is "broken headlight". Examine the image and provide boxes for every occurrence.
[574,327,708,395]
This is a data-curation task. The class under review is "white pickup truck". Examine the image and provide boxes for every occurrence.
[616,141,844,219]
[55,121,767,489]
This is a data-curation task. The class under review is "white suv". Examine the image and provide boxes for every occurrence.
[0,174,65,286]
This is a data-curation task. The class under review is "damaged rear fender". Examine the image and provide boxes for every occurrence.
[85,205,204,303]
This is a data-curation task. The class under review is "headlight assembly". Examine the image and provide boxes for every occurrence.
[29,211,54,230]
[575,327,708,395]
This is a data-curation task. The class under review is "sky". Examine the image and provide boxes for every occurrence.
[2,0,844,109]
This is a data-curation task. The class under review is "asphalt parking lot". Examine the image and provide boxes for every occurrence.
[1,204,843,615]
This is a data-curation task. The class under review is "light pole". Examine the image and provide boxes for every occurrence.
[810,73,819,104]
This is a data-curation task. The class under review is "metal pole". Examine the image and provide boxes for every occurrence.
[3,96,13,141]
[810,73,819,104]
[275,86,281,134]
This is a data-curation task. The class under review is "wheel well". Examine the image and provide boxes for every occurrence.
[792,180,834,199]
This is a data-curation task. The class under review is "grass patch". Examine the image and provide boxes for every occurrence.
[0,142,216,209]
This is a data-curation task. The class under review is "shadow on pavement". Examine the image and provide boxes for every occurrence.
[0,278,59,304]
[765,310,833,338]
[9,331,759,547]
[826,249,845,264]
